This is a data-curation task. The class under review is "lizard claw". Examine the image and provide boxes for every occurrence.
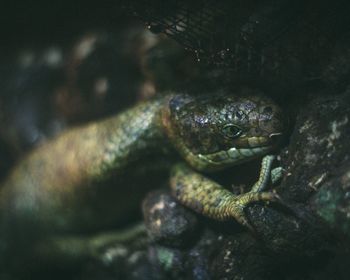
[228,191,282,230]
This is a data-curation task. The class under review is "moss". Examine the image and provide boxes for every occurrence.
[156,247,175,271]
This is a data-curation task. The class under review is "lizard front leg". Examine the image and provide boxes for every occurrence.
[170,155,280,229]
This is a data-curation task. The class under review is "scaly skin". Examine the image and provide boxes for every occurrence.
[0,98,168,234]
[0,90,285,262]
[170,155,279,230]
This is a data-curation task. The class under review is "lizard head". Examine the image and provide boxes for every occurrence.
[163,89,286,172]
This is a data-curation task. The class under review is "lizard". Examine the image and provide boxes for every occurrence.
[0,88,285,264]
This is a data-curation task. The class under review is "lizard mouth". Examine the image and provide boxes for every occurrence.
[236,133,284,149]
[199,132,284,167]
[197,145,273,169]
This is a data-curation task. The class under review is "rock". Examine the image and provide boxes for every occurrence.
[311,165,350,241]
[147,233,213,280]
[0,46,66,155]
[55,28,153,124]
[210,233,273,280]
[148,245,187,279]
[142,190,199,248]
[282,90,350,242]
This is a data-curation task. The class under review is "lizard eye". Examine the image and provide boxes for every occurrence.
[221,124,242,139]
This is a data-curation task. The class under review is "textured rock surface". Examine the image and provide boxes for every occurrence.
[143,190,199,247]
